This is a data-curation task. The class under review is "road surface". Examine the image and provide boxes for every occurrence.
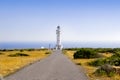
[5,50,89,80]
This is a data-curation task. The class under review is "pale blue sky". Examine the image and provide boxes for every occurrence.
[0,0,120,43]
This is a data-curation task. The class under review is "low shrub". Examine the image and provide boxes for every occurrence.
[94,64,116,77]
[73,48,101,59]
[0,49,14,52]
[89,51,120,66]
[76,63,81,65]
[45,52,51,54]
[88,59,106,66]
[8,53,29,57]
[27,48,35,51]
[20,49,24,52]
[0,52,3,55]
[1,49,7,52]
[109,52,120,66]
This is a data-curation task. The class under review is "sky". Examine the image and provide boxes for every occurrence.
[0,0,120,43]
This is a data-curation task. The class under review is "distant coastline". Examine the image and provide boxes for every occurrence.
[0,42,120,49]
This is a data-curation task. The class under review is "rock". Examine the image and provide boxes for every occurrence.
[100,64,115,74]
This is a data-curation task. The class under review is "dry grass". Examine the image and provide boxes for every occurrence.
[101,52,113,57]
[0,50,50,77]
[64,50,120,80]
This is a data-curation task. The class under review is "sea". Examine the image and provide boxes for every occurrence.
[0,42,120,49]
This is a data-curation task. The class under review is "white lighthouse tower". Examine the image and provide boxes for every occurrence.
[56,26,62,50]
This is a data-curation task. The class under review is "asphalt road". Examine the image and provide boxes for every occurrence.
[5,50,89,80]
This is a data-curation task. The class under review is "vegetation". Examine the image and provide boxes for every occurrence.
[64,48,120,53]
[89,51,120,66]
[20,49,24,52]
[0,49,50,76]
[0,48,48,52]
[26,48,35,51]
[63,50,97,79]
[76,63,81,65]
[8,53,29,57]
[109,52,120,66]
[45,52,51,54]
[73,48,101,59]
[94,64,116,77]
[64,49,120,80]
[88,58,106,66]
[0,52,3,55]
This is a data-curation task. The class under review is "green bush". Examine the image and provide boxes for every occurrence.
[88,59,106,66]
[89,51,120,67]
[27,48,35,51]
[108,52,120,66]
[20,49,24,52]
[48,48,120,53]
[8,53,29,57]
[73,48,100,59]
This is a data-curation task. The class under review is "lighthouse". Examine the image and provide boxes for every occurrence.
[56,26,62,50]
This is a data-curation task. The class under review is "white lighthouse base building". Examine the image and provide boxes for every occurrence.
[56,45,63,50]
